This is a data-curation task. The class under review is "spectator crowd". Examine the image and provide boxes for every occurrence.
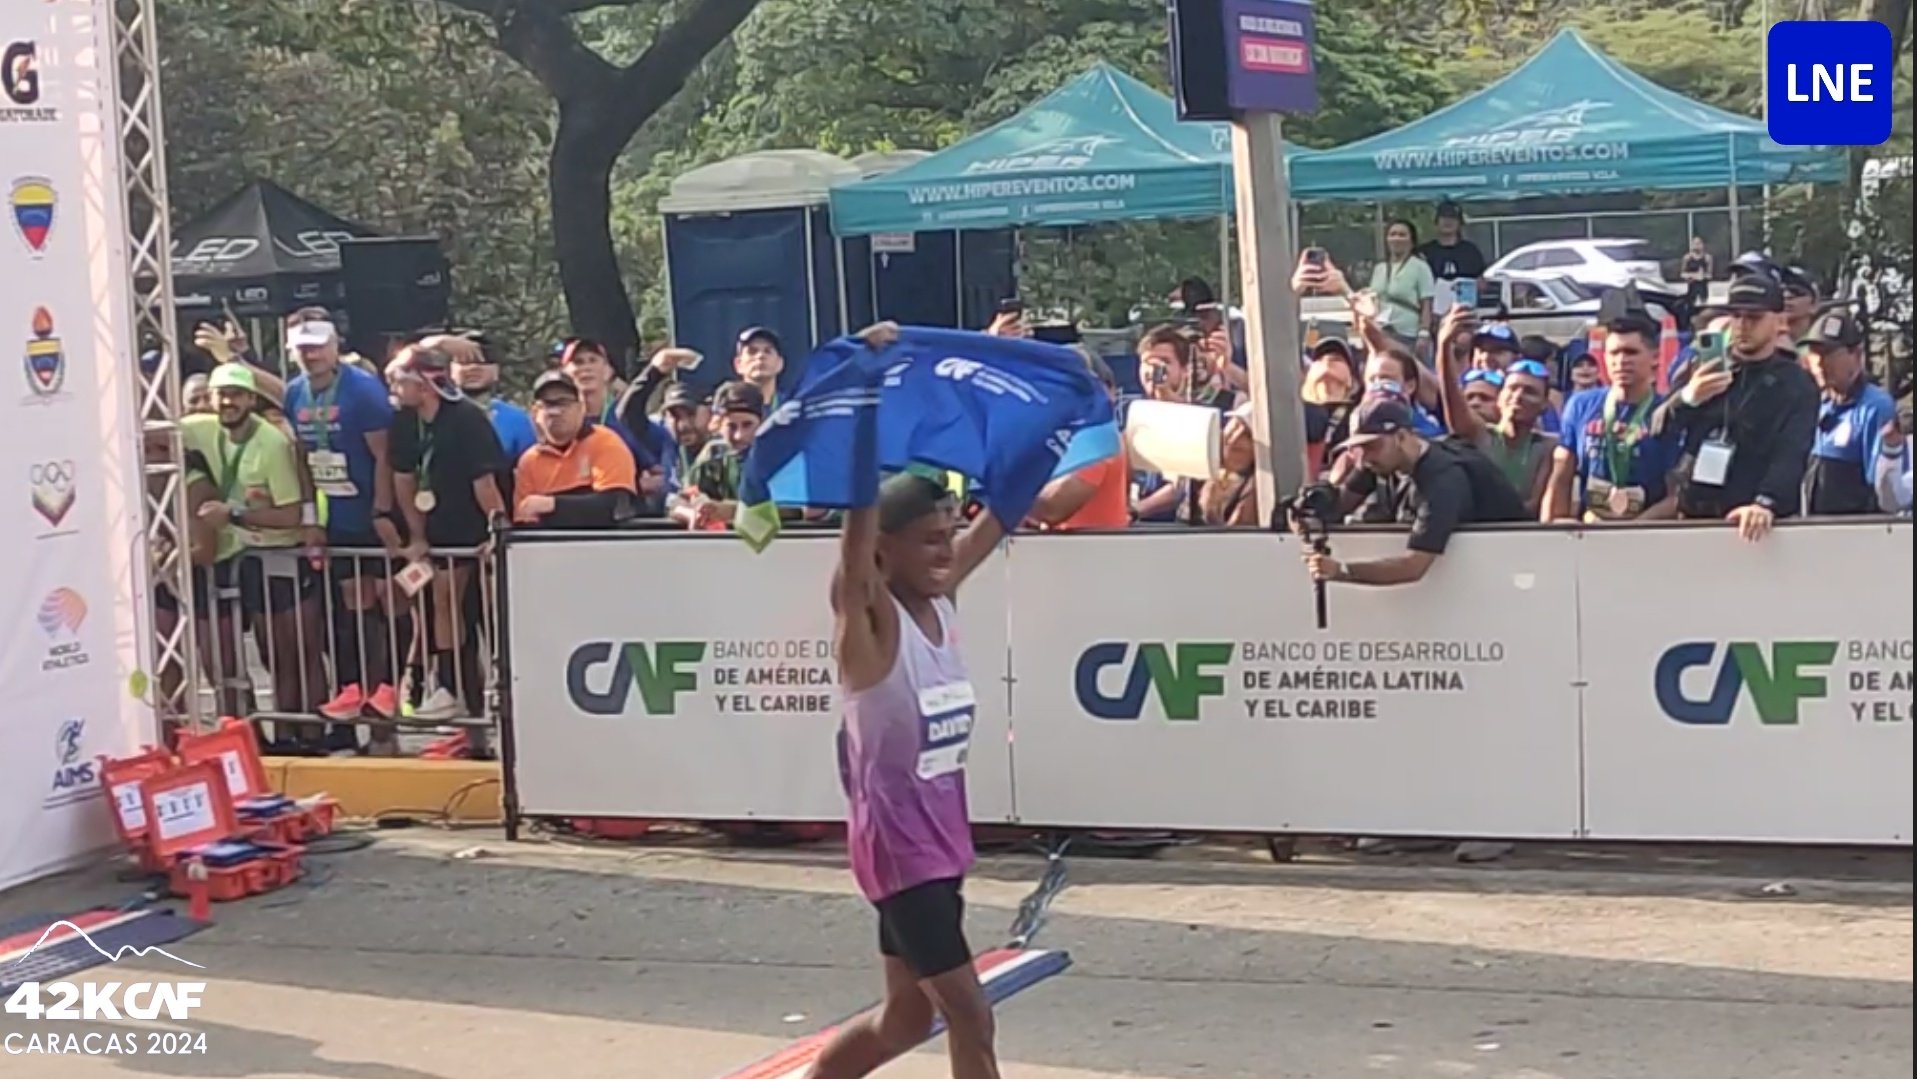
[150,210,1911,756]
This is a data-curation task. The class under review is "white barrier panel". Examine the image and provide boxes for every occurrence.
[505,535,1017,821]
[1580,524,1914,843]
[1005,531,1584,837]
[2,4,154,891]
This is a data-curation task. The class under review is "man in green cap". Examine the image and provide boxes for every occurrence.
[182,363,326,744]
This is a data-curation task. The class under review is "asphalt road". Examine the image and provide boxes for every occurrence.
[2,832,1910,1079]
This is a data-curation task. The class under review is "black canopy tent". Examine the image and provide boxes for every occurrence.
[170,180,379,318]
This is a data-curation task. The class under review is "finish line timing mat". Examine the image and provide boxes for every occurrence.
[717,947,1072,1079]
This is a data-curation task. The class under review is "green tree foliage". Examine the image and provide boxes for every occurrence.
[157,0,1910,365]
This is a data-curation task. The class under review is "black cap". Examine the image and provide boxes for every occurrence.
[1519,335,1559,364]
[662,381,706,411]
[1725,273,1785,314]
[1345,395,1417,445]
[532,370,580,400]
[1436,199,1464,220]
[713,380,767,418]
[1800,308,1865,350]
[736,326,782,353]
[1310,334,1353,360]
[1778,264,1817,298]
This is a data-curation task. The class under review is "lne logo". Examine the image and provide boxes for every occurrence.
[1075,642,1232,721]
[1654,641,1838,726]
[1766,20,1895,146]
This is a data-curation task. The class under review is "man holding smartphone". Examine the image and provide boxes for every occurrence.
[1666,274,1820,541]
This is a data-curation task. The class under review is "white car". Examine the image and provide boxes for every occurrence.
[1297,273,1680,347]
[1486,239,1671,291]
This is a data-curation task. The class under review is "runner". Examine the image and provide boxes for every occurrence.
[810,335,1008,1079]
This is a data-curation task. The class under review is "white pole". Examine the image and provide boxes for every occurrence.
[1232,113,1309,513]
[1218,212,1233,311]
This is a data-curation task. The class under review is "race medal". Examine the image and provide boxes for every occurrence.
[414,490,437,513]
[1608,485,1633,517]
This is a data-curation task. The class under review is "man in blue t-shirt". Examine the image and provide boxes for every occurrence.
[281,315,402,733]
[1544,312,1683,523]
[441,333,536,465]
[1800,308,1900,517]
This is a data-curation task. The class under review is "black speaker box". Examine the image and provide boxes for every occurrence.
[339,237,450,355]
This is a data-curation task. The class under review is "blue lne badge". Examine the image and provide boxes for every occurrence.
[1766,20,1895,147]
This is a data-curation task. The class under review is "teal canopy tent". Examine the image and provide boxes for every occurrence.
[828,64,1232,237]
[1289,29,1844,202]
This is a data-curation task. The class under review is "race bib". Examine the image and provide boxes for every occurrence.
[916,681,976,781]
[309,450,358,497]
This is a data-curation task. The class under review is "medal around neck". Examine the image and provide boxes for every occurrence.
[415,490,437,513]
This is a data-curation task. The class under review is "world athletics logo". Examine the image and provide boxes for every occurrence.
[10,176,54,255]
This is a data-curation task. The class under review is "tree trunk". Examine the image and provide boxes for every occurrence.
[549,113,635,363]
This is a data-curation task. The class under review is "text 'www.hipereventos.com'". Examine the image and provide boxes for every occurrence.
[905,173,1139,205]
[1372,141,1631,170]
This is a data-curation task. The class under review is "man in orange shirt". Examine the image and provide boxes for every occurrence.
[513,371,638,528]
[1026,351,1131,531]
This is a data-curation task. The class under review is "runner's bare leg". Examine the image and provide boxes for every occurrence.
[805,957,934,1079]
[922,964,1000,1079]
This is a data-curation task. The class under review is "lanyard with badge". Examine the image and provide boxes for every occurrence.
[1693,371,1747,488]
[413,414,438,512]
[306,381,358,497]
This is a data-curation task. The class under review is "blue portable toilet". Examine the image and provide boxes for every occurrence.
[839,151,1017,334]
[661,150,859,392]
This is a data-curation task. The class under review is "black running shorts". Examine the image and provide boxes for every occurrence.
[875,876,972,979]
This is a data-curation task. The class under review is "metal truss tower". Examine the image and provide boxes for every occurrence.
[111,0,201,729]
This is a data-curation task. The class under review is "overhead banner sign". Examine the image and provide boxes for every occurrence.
[1224,0,1320,114]
[2,4,156,893]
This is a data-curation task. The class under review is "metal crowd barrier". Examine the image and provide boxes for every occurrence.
[168,544,498,754]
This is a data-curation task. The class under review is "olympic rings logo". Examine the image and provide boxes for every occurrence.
[30,460,76,487]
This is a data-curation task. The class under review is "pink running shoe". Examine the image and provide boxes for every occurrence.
[365,683,399,720]
[317,684,365,721]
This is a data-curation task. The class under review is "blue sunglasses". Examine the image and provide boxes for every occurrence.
[1462,370,1505,388]
[1506,359,1552,381]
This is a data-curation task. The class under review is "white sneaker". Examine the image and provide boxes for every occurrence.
[413,687,465,722]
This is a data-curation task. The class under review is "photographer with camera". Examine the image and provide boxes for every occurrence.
[1299,396,1530,587]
